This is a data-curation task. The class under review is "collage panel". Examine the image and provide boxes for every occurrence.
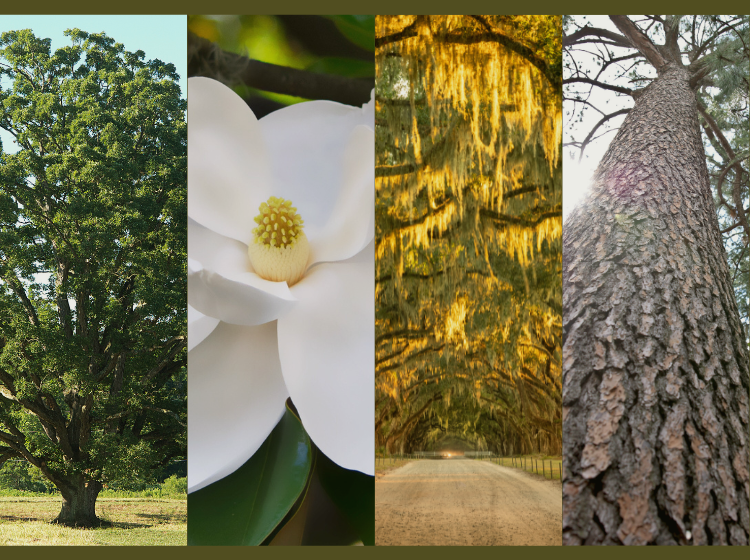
[374,15,563,546]
[0,16,187,544]
[562,15,749,545]
[185,15,376,546]
[1,11,748,550]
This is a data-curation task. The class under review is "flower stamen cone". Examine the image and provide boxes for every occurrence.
[248,196,309,285]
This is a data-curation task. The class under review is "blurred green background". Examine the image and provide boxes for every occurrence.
[188,15,374,117]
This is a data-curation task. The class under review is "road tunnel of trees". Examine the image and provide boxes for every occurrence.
[375,16,563,457]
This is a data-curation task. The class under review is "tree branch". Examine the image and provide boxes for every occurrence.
[376,328,432,346]
[575,108,631,161]
[377,343,446,375]
[0,265,39,327]
[564,76,634,96]
[188,32,373,107]
[441,22,559,87]
[609,15,667,70]
[480,205,562,229]
[563,25,632,49]
[376,18,419,49]
[698,102,750,241]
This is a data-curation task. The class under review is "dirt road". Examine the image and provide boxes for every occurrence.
[375,458,561,546]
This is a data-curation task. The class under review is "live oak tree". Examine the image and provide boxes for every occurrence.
[375,16,562,457]
[563,16,749,545]
[0,29,186,526]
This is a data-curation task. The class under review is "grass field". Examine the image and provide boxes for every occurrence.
[0,495,186,545]
[375,456,414,475]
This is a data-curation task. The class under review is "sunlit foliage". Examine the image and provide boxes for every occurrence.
[375,16,562,455]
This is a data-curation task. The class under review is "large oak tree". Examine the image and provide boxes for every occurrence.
[0,29,186,526]
[563,16,749,545]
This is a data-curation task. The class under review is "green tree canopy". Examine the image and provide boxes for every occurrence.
[0,28,186,526]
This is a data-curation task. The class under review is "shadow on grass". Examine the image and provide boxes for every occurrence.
[1,514,47,522]
[49,517,115,529]
[105,521,154,529]
[137,513,183,523]
[95,513,185,530]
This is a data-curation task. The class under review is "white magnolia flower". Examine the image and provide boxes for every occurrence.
[187,77,375,492]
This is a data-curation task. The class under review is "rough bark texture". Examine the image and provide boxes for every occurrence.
[52,476,103,527]
[563,64,750,545]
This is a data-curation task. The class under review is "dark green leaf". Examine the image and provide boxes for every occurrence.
[188,406,312,545]
[328,15,375,52]
[317,448,375,546]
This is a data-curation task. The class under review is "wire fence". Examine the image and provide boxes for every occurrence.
[375,452,417,467]
[478,455,563,480]
[375,452,562,480]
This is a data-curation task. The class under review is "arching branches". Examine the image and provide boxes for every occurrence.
[375,15,562,455]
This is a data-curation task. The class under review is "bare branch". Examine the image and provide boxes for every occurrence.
[576,108,631,161]
[564,25,632,49]
[564,76,634,96]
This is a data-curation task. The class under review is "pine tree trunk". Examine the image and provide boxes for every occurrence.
[563,64,749,545]
[52,476,103,527]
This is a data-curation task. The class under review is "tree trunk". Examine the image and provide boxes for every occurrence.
[52,476,104,527]
[563,64,750,545]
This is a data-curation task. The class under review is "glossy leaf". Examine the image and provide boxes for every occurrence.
[317,447,375,546]
[188,405,312,545]
[328,15,375,52]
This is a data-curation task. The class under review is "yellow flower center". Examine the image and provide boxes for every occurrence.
[247,196,309,286]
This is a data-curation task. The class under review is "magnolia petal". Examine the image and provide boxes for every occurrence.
[277,241,375,476]
[188,77,273,244]
[188,202,296,326]
[188,304,219,352]
[189,217,255,276]
[188,321,289,492]
[362,89,375,131]
[189,257,296,327]
[308,125,375,264]
[259,99,373,237]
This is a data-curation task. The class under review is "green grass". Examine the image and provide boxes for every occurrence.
[375,456,414,475]
[0,495,186,545]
